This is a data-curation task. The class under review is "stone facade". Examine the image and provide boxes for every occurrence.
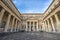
[43,0,60,32]
[21,14,44,31]
[0,0,60,33]
[0,0,21,32]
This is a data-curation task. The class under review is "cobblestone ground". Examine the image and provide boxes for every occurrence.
[0,32,60,40]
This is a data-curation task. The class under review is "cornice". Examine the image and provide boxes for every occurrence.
[1,0,22,20]
[43,2,60,20]
[44,0,54,14]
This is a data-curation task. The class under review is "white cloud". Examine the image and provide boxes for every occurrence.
[23,10,34,13]
[22,9,42,13]
[18,9,21,12]
[13,0,17,4]
[12,0,52,13]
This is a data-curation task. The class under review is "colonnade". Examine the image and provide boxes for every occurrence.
[26,21,38,31]
[0,7,21,32]
[43,13,60,32]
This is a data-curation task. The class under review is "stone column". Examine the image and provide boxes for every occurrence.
[0,9,5,27]
[28,22,29,31]
[29,21,31,31]
[19,22,21,31]
[17,22,19,32]
[4,14,11,32]
[18,22,20,31]
[15,20,18,32]
[54,14,60,32]
[33,22,35,31]
[42,22,45,31]
[17,21,18,32]
[46,20,50,32]
[47,20,51,32]
[20,22,21,30]
[44,21,46,31]
[42,23,44,31]
[26,22,28,31]
[20,22,22,31]
[50,17,55,32]
[11,17,15,32]
[34,22,36,31]
[45,21,48,32]
[16,20,18,32]
[37,22,38,31]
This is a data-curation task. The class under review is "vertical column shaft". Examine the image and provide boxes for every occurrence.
[33,22,35,31]
[29,21,31,31]
[26,22,28,31]
[44,21,46,31]
[50,17,55,32]
[4,14,11,32]
[47,20,51,32]
[11,17,15,32]
[37,22,38,31]
[54,14,60,31]
[15,20,18,32]
[0,9,5,27]
[46,20,50,32]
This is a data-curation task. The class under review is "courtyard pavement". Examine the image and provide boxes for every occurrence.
[0,32,60,40]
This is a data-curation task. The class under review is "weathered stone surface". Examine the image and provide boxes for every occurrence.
[0,32,60,40]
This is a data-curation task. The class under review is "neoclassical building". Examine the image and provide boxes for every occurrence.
[21,14,44,31]
[0,0,60,33]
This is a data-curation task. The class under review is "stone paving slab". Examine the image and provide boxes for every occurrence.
[0,32,60,40]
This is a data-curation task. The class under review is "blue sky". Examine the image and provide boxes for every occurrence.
[12,0,52,13]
